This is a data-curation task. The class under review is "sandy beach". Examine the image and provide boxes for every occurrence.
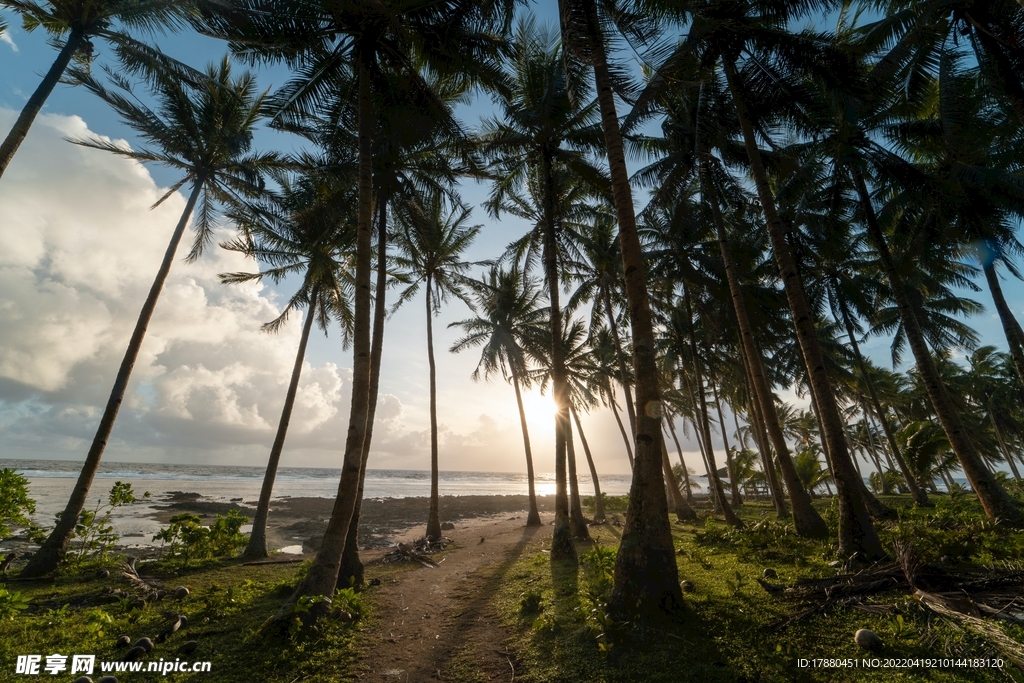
[3,475,561,560]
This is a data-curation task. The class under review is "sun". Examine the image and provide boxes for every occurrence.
[521,389,558,426]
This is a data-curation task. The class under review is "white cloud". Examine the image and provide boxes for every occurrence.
[0,31,17,53]
[0,108,642,477]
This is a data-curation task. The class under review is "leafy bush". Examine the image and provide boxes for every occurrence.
[66,481,147,569]
[332,586,364,620]
[0,468,36,539]
[153,509,249,568]
[0,588,29,620]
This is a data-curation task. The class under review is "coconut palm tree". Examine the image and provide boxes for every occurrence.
[221,172,357,560]
[21,56,279,577]
[0,0,196,180]
[394,195,480,541]
[200,0,507,620]
[449,266,547,527]
[479,18,605,563]
[557,0,685,618]
[638,0,885,560]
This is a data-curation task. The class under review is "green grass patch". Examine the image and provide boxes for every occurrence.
[485,498,1022,683]
[0,558,407,682]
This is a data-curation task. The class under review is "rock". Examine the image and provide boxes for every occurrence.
[762,568,778,580]
[177,640,199,655]
[368,578,382,587]
[478,537,485,545]
[115,634,131,647]
[440,522,455,531]
[122,647,146,662]
[855,629,883,651]
[73,677,93,683]
[96,569,110,579]
[330,607,353,621]
[173,586,190,599]
[680,580,695,593]
[133,637,154,653]
[97,677,119,683]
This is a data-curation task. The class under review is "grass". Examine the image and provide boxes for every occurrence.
[485,495,1024,683]
[0,558,410,682]
[3,493,1023,682]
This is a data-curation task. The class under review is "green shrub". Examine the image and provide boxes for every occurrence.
[153,509,249,568]
[0,468,36,539]
[66,481,147,569]
[0,588,29,620]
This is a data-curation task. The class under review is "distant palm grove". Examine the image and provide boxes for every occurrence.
[3,0,1024,627]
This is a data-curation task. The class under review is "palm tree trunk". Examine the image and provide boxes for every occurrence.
[852,167,1021,524]
[608,391,634,467]
[244,285,319,560]
[806,374,891,519]
[425,277,442,540]
[983,263,1024,389]
[279,57,375,622]
[21,179,203,577]
[666,420,693,503]
[725,59,882,559]
[540,150,574,563]
[990,411,1023,481]
[661,435,697,521]
[340,189,389,588]
[565,413,592,538]
[603,286,636,436]
[569,0,680,619]
[572,407,605,522]
[837,293,929,505]
[683,286,741,527]
[513,370,543,525]
[0,30,85,181]
[738,345,789,517]
[710,373,742,506]
[707,164,813,532]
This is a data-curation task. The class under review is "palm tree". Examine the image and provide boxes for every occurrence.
[21,56,278,577]
[394,195,480,541]
[0,0,195,179]
[557,0,685,618]
[449,266,547,527]
[221,172,356,560]
[480,18,604,564]
[200,0,506,619]
[639,0,884,560]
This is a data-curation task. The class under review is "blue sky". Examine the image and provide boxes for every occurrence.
[0,3,1021,479]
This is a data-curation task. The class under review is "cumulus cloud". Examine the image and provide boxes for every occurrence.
[0,109,639,476]
[0,110,355,463]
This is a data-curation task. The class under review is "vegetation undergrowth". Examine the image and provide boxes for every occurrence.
[0,557,407,682]
[488,497,1021,683]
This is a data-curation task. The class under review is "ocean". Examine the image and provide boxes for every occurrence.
[1,459,638,543]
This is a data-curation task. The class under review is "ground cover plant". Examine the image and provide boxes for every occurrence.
[487,498,1024,683]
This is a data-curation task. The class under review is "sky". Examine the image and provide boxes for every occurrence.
[0,4,1021,480]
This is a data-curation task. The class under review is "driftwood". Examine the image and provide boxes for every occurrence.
[382,537,449,568]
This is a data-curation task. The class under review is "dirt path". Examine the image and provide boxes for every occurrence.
[354,512,553,681]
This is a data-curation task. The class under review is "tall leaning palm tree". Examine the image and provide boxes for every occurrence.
[558,0,687,617]
[222,173,356,560]
[394,195,480,541]
[21,57,279,577]
[480,18,604,564]
[450,266,547,527]
[0,0,195,180]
